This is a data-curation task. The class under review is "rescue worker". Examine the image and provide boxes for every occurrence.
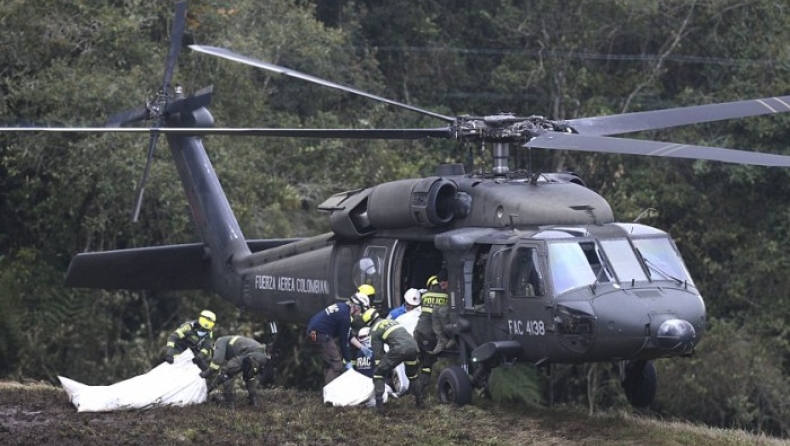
[388,288,422,320]
[421,270,452,355]
[413,271,450,393]
[165,309,216,365]
[353,327,374,378]
[306,292,370,384]
[200,335,269,406]
[362,308,423,410]
[358,284,376,303]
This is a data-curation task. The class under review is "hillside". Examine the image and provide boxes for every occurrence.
[0,381,786,446]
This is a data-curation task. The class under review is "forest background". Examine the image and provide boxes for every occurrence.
[2,0,790,438]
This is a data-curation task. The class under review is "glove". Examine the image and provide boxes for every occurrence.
[192,356,209,371]
[199,368,213,379]
[345,361,354,370]
[165,355,174,364]
[360,346,373,359]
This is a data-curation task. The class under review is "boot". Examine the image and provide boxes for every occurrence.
[429,339,448,355]
[445,338,456,350]
[245,378,258,407]
[411,379,424,409]
[420,372,431,394]
[375,393,385,413]
[222,379,236,407]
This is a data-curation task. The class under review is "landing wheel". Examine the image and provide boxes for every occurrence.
[437,365,472,406]
[622,360,657,408]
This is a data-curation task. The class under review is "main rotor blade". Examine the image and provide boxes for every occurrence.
[165,85,214,115]
[161,1,187,93]
[567,95,790,136]
[0,126,453,139]
[189,45,455,123]
[527,132,790,167]
[132,131,160,222]
[105,106,149,127]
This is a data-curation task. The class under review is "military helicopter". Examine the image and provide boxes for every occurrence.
[7,1,790,408]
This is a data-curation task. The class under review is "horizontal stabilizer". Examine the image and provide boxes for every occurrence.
[64,238,302,291]
[65,243,210,291]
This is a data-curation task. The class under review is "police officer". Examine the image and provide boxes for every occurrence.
[306,292,370,385]
[200,335,269,406]
[413,271,451,392]
[165,309,216,365]
[426,270,452,354]
[362,308,423,410]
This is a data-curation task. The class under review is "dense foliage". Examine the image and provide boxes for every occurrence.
[2,0,790,437]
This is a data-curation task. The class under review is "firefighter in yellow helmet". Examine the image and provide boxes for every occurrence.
[362,308,423,411]
[164,309,216,365]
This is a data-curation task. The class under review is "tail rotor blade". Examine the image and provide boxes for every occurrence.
[131,131,160,222]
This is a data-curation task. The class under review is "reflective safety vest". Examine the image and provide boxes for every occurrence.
[420,290,448,313]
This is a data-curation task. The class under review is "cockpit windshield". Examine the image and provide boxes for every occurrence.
[599,239,648,283]
[632,237,694,286]
[545,232,693,295]
[547,242,599,295]
[547,238,649,295]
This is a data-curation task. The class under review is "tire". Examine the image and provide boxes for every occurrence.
[622,360,657,408]
[437,365,473,406]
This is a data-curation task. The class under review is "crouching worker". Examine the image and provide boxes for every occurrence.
[200,335,269,406]
[361,308,423,411]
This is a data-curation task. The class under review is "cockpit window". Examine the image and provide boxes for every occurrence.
[509,247,544,298]
[599,239,648,283]
[633,237,694,286]
[548,242,598,295]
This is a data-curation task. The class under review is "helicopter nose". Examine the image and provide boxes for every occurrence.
[656,319,696,353]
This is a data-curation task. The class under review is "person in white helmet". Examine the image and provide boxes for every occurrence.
[388,288,422,320]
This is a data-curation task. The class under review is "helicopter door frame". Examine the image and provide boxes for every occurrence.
[358,241,393,310]
[483,246,510,316]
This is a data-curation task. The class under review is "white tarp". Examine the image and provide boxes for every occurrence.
[392,307,421,395]
[323,368,393,407]
[58,349,207,412]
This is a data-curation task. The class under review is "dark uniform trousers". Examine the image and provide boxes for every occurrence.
[307,330,344,385]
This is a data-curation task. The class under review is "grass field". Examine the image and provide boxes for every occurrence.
[0,381,787,445]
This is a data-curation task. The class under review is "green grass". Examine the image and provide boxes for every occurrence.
[0,381,787,446]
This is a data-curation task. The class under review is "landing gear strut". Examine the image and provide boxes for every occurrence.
[621,360,657,407]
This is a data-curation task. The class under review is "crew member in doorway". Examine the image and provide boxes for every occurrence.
[424,270,453,354]
[306,292,370,384]
[388,288,422,320]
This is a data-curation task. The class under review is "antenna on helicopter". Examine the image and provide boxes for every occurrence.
[634,208,657,223]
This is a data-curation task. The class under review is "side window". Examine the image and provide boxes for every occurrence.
[471,246,490,307]
[361,245,387,306]
[509,247,544,298]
